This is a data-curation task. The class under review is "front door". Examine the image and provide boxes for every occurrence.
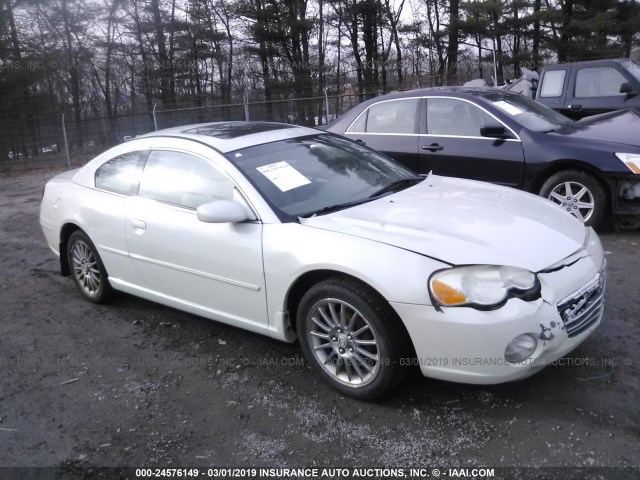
[125,148,267,329]
[420,97,525,187]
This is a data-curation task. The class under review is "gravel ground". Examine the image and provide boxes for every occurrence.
[0,171,639,478]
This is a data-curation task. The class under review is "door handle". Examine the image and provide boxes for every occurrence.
[355,139,366,145]
[130,218,147,230]
[422,143,444,152]
[569,104,582,111]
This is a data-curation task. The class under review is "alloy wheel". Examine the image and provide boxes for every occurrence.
[547,180,595,223]
[70,239,102,297]
[306,298,380,387]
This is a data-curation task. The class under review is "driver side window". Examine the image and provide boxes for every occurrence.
[426,98,495,137]
[138,150,234,209]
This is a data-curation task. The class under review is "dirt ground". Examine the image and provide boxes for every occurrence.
[0,171,639,478]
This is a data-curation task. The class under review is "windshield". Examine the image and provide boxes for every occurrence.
[226,134,420,221]
[482,92,574,132]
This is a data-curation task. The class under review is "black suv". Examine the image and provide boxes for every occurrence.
[535,59,640,119]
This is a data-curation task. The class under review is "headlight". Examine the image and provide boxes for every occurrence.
[429,265,540,310]
[615,153,640,174]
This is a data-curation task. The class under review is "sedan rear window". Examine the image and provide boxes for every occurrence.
[348,98,420,134]
[95,151,147,195]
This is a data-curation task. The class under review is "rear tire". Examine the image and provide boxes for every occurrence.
[297,277,412,399]
[539,170,606,227]
[67,231,113,304]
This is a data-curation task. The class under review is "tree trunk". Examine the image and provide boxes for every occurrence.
[558,0,574,62]
[446,0,459,85]
[150,0,174,108]
[132,0,154,114]
[512,0,521,78]
[62,0,83,148]
[532,0,541,69]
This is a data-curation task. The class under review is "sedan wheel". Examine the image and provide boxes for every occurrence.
[307,298,380,387]
[297,277,411,399]
[67,231,113,303]
[540,170,606,227]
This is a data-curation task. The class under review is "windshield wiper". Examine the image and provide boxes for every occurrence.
[300,198,374,218]
[300,177,423,218]
[368,177,423,198]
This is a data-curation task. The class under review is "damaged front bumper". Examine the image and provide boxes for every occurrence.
[391,228,606,385]
[613,176,640,216]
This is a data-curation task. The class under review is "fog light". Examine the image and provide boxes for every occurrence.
[505,333,538,363]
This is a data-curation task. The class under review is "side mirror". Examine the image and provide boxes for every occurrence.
[620,82,637,97]
[480,124,511,139]
[197,198,255,223]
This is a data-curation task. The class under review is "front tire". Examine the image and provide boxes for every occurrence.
[297,277,411,399]
[67,230,113,304]
[539,170,606,227]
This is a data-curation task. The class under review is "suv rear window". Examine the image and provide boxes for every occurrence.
[540,70,566,98]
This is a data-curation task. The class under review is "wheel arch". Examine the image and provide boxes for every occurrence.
[530,160,614,203]
[284,269,417,358]
[286,270,357,333]
[59,222,83,276]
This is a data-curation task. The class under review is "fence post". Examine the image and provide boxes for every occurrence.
[492,38,498,87]
[324,87,331,124]
[152,102,158,131]
[62,113,71,169]
[243,78,250,121]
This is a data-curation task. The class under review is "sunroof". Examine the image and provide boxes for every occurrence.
[182,122,293,139]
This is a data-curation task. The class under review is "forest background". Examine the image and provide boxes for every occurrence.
[1,0,638,161]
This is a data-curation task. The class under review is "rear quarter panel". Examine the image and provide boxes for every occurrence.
[40,173,133,280]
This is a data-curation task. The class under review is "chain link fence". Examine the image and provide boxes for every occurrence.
[0,90,375,173]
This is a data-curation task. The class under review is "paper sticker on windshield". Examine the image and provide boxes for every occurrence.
[494,100,523,116]
[257,161,311,192]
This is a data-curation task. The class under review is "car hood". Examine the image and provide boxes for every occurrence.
[300,176,586,272]
[553,109,640,147]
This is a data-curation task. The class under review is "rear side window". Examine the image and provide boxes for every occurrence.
[138,150,234,209]
[348,98,420,134]
[575,67,627,98]
[95,151,147,195]
[540,70,566,98]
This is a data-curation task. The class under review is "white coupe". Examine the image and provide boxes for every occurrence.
[40,122,606,399]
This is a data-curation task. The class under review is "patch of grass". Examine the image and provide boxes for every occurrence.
[0,151,93,178]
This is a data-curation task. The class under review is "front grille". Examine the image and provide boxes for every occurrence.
[557,263,606,338]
